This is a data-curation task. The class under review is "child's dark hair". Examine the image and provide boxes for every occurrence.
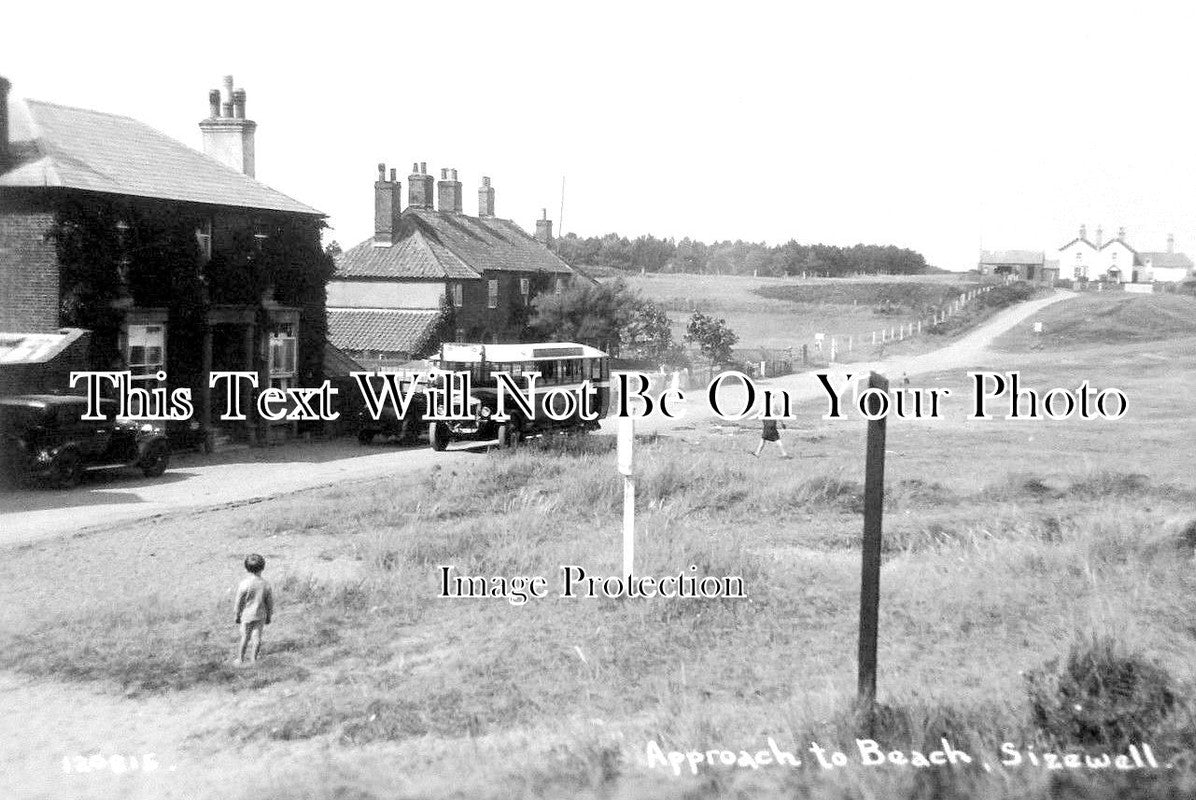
[244,553,266,574]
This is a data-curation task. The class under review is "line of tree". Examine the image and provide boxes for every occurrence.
[551,233,929,276]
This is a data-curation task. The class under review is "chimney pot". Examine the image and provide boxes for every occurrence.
[437,167,463,213]
[408,162,435,209]
[375,166,402,246]
[478,176,496,217]
[200,74,257,177]
[535,213,554,244]
[1119,226,1126,240]
[1079,224,1087,240]
[1167,233,1175,254]
[389,168,396,181]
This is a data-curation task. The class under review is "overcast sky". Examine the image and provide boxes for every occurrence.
[6,1,1196,269]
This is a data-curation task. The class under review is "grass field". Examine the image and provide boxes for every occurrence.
[609,272,996,352]
[1,293,1195,800]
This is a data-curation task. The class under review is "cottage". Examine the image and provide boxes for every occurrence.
[1055,224,1193,284]
[0,75,331,445]
[328,164,575,369]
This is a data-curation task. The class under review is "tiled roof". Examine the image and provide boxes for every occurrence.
[335,229,479,279]
[326,309,441,354]
[1,98,321,216]
[335,207,574,280]
[1139,252,1194,270]
[1058,237,1097,250]
[979,249,1044,265]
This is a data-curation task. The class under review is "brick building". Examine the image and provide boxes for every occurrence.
[0,75,328,444]
[327,164,575,369]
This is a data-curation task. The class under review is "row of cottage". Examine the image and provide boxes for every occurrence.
[978,224,1195,284]
[0,75,579,443]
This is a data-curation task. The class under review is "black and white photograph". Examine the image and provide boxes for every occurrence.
[2,2,1195,798]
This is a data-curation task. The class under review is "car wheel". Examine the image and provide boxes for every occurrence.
[429,422,448,452]
[357,429,377,445]
[141,441,170,478]
[51,451,83,489]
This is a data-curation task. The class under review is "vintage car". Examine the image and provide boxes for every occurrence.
[428,342,611,451]
[0,395,171,488]
[355,378,429,446]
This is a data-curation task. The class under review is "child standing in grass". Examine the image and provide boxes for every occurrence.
[234,554,273,665]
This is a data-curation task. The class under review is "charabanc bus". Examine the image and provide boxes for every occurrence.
[427,342,611,450]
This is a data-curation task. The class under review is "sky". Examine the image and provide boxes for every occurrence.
[6,0,1196,270]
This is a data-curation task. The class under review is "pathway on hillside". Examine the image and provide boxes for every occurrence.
[625,289,1074,432]
[0,290,1073,548]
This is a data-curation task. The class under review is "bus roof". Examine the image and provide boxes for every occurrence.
[440,342,608,362]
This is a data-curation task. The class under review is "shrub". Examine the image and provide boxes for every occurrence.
[1025,635,1177,748]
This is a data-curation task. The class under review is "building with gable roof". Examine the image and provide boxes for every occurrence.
[0,75,329,444]
[977,249,1053,282]
[1056,224,1193,284]
[328,164,575,368]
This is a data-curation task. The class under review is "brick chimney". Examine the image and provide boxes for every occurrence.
[0,76,10,173]
[199,74,256,176]
[478,176,496,217]
[535,209,553,244]
[1168,233,1175,254]
[437,168,463,213]
[1079,224,1087,241]
[1118,226,1126,241]
[373,163,402,247]
[1095,225,1103,247]
[407,162,434,209]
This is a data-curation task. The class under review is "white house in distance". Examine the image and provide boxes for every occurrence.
[1056,224,1193,283]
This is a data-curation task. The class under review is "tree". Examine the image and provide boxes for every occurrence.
[620,299,676,362]
[528,279,640,354]
[684,311,738,368]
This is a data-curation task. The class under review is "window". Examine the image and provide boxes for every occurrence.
[268,323,298,390]
[455,327,466,343]
[554,277,565,295]
[451,283,464,308]
[488,279,498,309]
[126,325,166,382]
[196,219,212,261]
[520,277,530,301]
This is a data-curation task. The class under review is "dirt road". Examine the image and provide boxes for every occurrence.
[0,290,1071,548]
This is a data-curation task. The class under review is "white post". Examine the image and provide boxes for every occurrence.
[899,325,904,341]
[872,331,877,345]
[848,336,853,352]
[917,319,922,334]
[618,417,635,579]
[830,337,837,362]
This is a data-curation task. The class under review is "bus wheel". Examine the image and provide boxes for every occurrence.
[429,422,449,452]
[497,423,520,449]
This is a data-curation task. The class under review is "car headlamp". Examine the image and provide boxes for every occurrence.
[479,406,492,419]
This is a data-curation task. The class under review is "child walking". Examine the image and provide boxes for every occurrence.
[234,553,273,665]
[753,404,791,459]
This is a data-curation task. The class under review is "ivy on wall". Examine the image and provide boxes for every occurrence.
[50,196,333,388]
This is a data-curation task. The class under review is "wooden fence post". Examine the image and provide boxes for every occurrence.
[858,371,889,724]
